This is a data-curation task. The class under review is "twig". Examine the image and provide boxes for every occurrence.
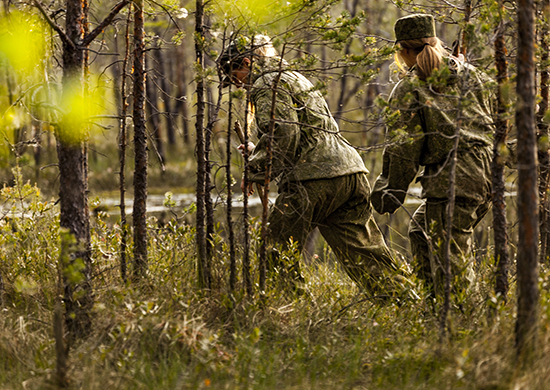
[32,0,75,50]
[82,0,130,46]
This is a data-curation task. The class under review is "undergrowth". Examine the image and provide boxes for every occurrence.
[1,169,549,390]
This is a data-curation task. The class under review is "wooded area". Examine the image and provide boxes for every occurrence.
[0,0,549,388]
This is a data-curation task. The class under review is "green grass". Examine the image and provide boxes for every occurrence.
[0,165,548,390]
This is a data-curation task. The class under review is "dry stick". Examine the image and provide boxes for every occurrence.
[233,121,267,208]
[227,80,237,293]
[205,50,225,267]
[440,76,469,342]
[242,47,255,297]
[54,300,68,388]
[259,45,287,295]
[493,7,510,299]
[118,6,132,283]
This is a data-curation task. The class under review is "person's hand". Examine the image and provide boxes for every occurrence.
[241,177,255,196]
[237,142,255,157]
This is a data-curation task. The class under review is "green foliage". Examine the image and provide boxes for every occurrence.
[1,167,550,389]
[0,166,59,304]
[0,11,46,76]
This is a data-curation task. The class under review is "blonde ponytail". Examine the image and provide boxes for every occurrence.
[396,37,447,80]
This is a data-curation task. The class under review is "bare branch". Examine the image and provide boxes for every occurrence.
[32,0,75,50]
[82,0,130,46]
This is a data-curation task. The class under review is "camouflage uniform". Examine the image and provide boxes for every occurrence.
[371,57,494,297]
[247,59,406,295]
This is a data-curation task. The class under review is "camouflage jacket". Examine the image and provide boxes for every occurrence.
[371,57,494,214]
[247,59,368,184]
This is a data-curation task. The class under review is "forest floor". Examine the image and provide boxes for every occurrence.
[1,168,550,390]
[0,143,538,390]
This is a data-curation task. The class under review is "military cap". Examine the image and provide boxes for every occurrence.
[394,14,436,42]
[218,36,250,87]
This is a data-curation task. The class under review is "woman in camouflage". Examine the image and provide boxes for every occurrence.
[220,35,410,297]
[371,14,494,299]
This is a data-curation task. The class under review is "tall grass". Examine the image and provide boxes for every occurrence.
[0,169,549,389]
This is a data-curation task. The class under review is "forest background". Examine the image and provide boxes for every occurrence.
[0,0,548,388]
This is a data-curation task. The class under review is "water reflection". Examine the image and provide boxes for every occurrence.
[96,193,276,215]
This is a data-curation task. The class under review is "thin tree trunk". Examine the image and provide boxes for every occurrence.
[32,116,42,182]
[146,45,165,165]
[115,9,132,283]
[175,42,190,145]
[460,0,472,57]
[515,0,540,364]
[334,0,359,126]
[205,65,224,283]
[153,43,176,146]
[54,299,68,388]
[440,95,462,341]
[227,82,237,293]
[195,0,210,289]
[493,3,510,299]
[538,0,550,263]
[205,90,215,262]
[259,48,286,295]
[132,0,148,278]
[242,54,254,297]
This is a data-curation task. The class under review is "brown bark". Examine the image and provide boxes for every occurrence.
[132,0,148,278]
[538,0,550,263]
[195,0,210,289]
[515,0,540,364]
[205,60,223,275]
[460,0,472,56]
[493,5,511,299]
[57,0,92,337]
[34,0,128,333]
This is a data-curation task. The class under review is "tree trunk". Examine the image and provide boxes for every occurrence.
[195,0,210,289]
[334,0,359,126]
[175,42,190,145]
[58,0,93,337]
[113,11,132,283]
[132,0,148,278]
[537,0,550,263]
[493,2,511,300]
[146,44,165,165]
[260,52,285,295]
[227,83,237,293]
[205,63,224,283]
[515,0,540,364]
[152,42,176,146]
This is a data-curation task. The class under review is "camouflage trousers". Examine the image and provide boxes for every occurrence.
[267,172,409,296]
[408,196,491,299]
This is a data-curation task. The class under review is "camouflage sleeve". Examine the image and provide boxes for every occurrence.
[371,85,425,214]
[248,84,301,183]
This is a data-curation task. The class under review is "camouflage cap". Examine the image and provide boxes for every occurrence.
[394,14,436,42]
